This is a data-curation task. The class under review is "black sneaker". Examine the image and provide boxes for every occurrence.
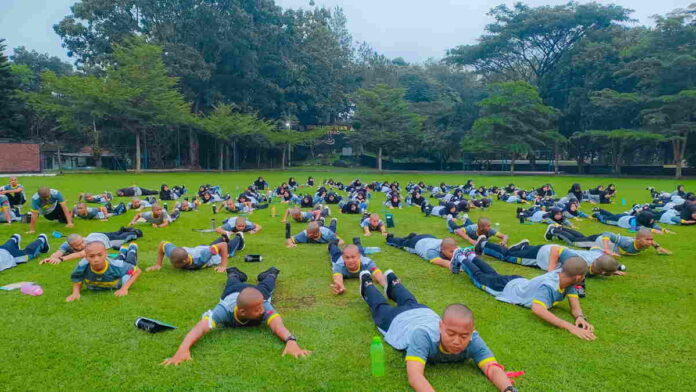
[235,232,245,250]
[359,270,373,299]
[226,267,248,282]
[383,269,400,301]
[285,222,292,239]
[38,234,50,253]
[544,224,555,241]
[385,233,394,244]
[575,284,586,298]
[474,235,487,255]
[508,239,529,252]
[352,237,362,247]
[257,267,280,282]
[592,207,600,212]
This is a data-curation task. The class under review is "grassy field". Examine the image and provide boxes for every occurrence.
[0,171,694,392]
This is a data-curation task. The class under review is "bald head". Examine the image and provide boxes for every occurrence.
[67,233,83,245]
[592,255,619,276]
[477,217,491,226]
[85,240,106,252]
[307,221,320,234]
[237,287,264,309]
[343,244,360,256]
[562,257,588,277]
[441,238,457,252]
[170,247,190,268]
[636,229,652,240]
[38,186,50,198]
[442,304,474,323]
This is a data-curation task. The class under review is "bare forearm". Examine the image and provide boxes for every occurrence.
[121,269,141,290]
[485,364,512,391]
[176,320,211,353]
[532,304,572,329]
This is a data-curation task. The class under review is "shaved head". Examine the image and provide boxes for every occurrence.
[441,238,457,251]
[636,229,652,240]
[343,244,360,256]
[67,233,83,245]
[237,287,264,309]
[170,247,190,268]
[85,241,106,252]
[592,255,619,275]
[442,304,474,323]
[477,217,491,226]
[562,257,588,277]
[38,186,50,197]
[307,221,320,234]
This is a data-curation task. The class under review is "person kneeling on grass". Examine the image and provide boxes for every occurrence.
[286,219,343,247]
[41,229,141,264]
[361,213,388,237]
[359,270,518,392]
[0,233,50,272]
[147,233,245,273]
[162,266,311,365]
[328,239,385,295]
[385,233,457,269]
[448,217,508,247]
[216,216,261,235]
[450,249,595,341]
[128,204,180,228]
[66,241,141,301]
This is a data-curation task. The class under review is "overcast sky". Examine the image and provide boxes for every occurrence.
[0,0,688,64]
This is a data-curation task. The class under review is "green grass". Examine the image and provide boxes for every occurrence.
[1,171,694,392]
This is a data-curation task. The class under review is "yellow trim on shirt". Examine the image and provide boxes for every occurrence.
[532,299,548,308]
[203,315,217,329]
[332,272,342,277]
[160,241,171,251]
[405,356,426,365]
[567,294,579,298]
[90,260,110,274]
[373,269,382,274]
[429,258,440,264]
[478,357,497,368]
[266,313,280,325]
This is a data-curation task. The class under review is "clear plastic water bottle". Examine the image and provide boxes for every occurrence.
[370,336,385,377]
[364,247,381,255]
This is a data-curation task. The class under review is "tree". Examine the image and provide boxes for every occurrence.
[0,38,24,138]
[584,129,664,174]
[264,127,329,170]
[198,104,275,171]
[351,84,423,170]
[446,2,632,84]
[465,81,557,174]
[21,38,192,171]
[641,90,696,178]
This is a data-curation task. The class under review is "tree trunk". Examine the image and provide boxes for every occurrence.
[92,118,102,168]
[56,146,63,174]
[673,139,683,179]
[377,147,383,171]
[135,130,142,172]
[256,149,261,168]
[219,142,224,172]
[510,154,516,175]
[614,141,623,175]
[281,147,286,170]
[232,140,238,171]
[225,144,231,170]
[288,144,292,167]
[188,128,199,168]
[554,143,560,174]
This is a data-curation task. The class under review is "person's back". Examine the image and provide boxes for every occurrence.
[495,269,573,308]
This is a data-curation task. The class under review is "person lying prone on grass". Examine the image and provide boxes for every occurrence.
[162,267,311,365]
[328,240,385,295]
[147,233,245,273]
[66,241,141,302]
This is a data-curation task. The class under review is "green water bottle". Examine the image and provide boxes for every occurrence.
[385,213,394,228]
[370,336,385,377]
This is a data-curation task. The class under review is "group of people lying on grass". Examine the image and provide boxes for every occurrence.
[2,176,692,392]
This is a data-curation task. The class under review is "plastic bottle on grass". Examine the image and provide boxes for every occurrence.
[364,247,381,255]
[371,336,385,377]
[20,284,43,296]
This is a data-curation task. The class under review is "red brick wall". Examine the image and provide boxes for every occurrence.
[0,143,41,172]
